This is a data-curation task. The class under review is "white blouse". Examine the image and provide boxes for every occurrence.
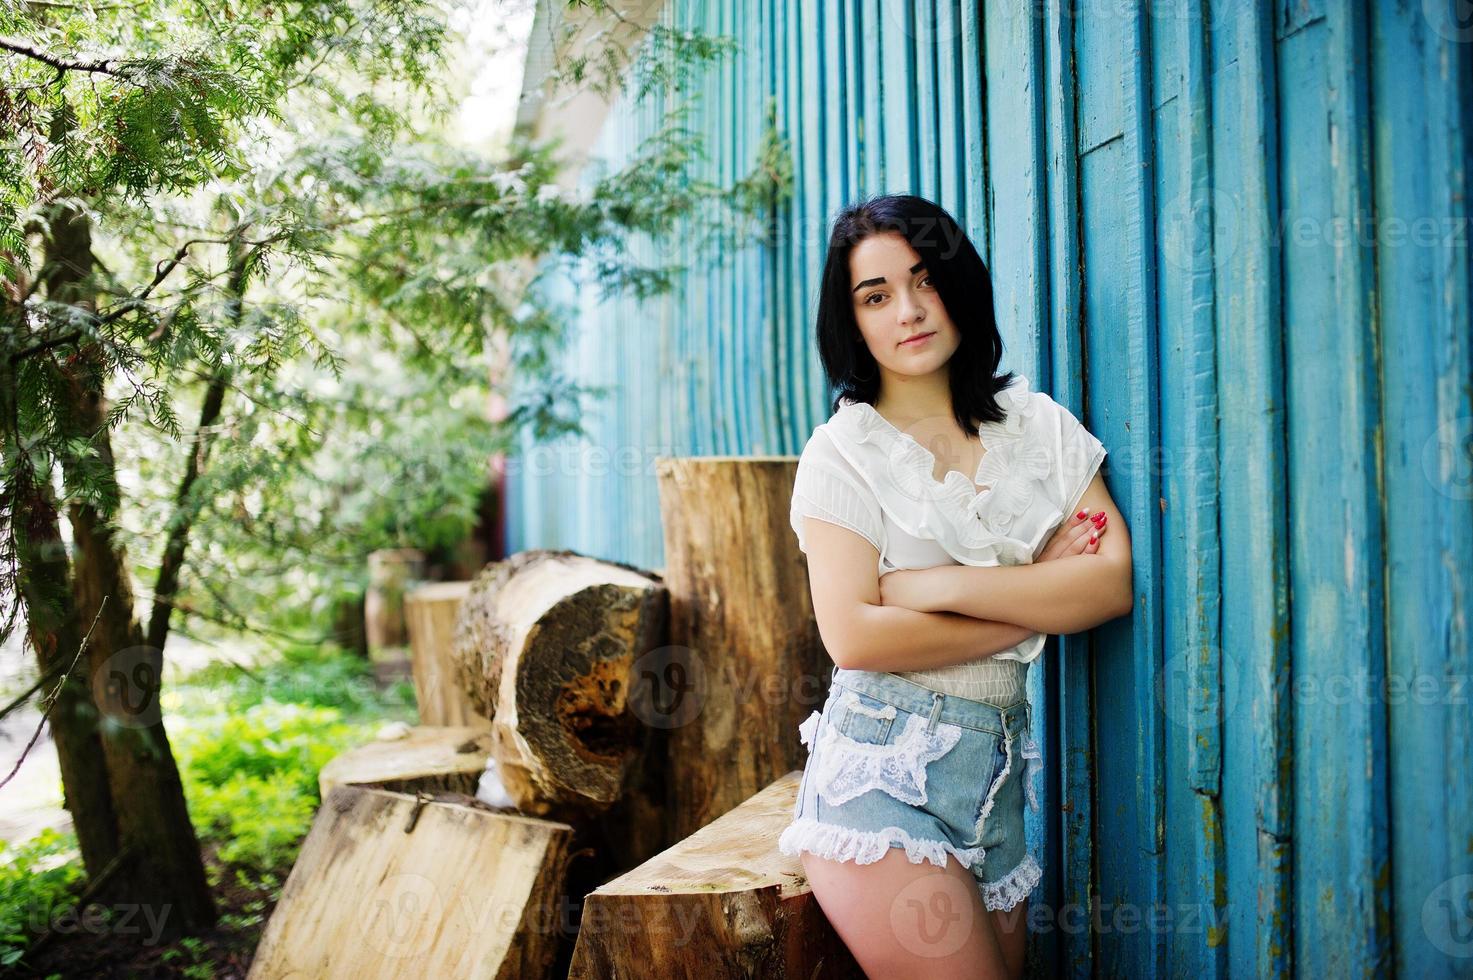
[789,374,1108,703]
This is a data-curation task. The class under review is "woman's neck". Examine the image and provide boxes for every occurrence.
[875,370,954,426]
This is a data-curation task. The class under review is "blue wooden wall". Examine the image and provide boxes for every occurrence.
[505,1,1473,975]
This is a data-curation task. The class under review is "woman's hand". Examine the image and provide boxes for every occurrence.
[1036,507,1108,562]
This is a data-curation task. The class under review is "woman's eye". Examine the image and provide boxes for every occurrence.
[862,292,885,306]
[919,275,934,287]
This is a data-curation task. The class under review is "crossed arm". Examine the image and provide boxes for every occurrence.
[800,472,1133,673]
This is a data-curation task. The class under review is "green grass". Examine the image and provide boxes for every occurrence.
[0,640,419,969]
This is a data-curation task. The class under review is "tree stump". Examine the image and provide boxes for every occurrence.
[365,548,426,660]
[317,725,494,800]
[655,456,828,838]
[452,549,670,848]
[405,582,490,728]
[248,786,573,979]
[567,771,863,979]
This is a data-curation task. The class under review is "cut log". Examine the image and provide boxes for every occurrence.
[318,725,493,800]
[568,771,863,979]
[248,785,574,980]
[451,548,669,821]
[364,548,426,660]
[405,581,490,728]
[655,456,828,837]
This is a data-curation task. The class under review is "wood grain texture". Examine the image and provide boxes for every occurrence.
[655,455,826,839]
[248,786,573,980]
[568,772,864,980]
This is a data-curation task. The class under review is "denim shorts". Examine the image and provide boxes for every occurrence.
[777,666,1043,912]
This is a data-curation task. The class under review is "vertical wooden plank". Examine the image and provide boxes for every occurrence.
[862,0,886,193]
[1429,1,1473,970]
[799,0,824,422]
[842,0,862,205]
[883,0,918,190]
[984,0,1046,363]
[1279,1,1391,972]
[1169,5,1229,973]
[1152,1,1228,978]
[1041,3,1088,974]
[960,0,989,252]
[915,0,941,201]
[937,0,964,217]
[1075,0,1165,975]
[1207,4,1292,975]
[836,0,860,207]
[779,0,801,447]
[1371,4,1473,969]
[761,0,787,452]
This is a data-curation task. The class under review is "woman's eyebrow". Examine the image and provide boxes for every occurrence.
[852,260,927,293]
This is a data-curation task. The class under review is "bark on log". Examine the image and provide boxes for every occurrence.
[405,582,490,728]
[451,549,668,819]
[567,772,863,979]
[318,725,494,800]
[655,456,828,838]
[248,786,574,980]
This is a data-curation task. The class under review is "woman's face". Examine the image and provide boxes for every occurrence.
[848,231,960,381]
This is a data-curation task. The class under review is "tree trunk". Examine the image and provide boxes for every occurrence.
[654,456,827,839]
[1,347,121,876]
[43,202,216,934]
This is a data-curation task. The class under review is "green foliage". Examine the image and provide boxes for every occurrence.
[167,642,417,870]
[0,828,84,968]
[1,0,791,649]
[0,642,412,970]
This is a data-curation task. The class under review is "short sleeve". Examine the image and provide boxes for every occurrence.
[789,428,886,556]
[1031,390,1108,517]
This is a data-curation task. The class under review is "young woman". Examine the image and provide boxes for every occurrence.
[777,195,1133,979]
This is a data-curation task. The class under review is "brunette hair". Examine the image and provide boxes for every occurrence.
[813,194,1015,435]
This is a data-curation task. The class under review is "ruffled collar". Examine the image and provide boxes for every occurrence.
[825,375,1052,564]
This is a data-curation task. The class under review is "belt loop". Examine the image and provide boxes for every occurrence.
[925,691,944,734]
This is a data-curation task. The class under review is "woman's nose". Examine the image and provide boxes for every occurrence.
[896,291,924,325]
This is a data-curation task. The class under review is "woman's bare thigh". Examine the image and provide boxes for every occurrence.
[801,848,1009,979]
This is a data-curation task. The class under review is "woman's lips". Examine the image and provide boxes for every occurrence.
[900,331,936,347]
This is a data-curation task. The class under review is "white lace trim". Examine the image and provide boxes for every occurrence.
[797,709,821,750]
[975,726,1015,837]
[981,852,1042,912]
[812,711,964,808]
[778,817,986,870]
[1020,732,1043,812]
[838,688,896,721]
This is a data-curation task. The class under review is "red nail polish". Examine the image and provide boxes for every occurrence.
[1076,510,1087,519]
[1090,533,1097,543]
